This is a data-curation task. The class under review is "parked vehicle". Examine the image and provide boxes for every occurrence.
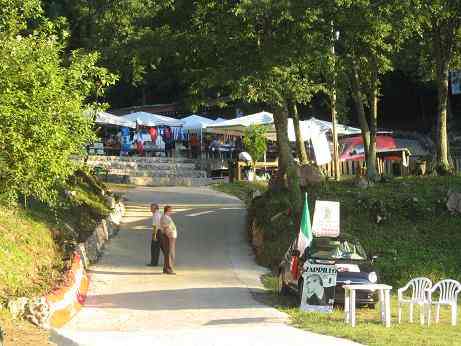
[277,236,379,307]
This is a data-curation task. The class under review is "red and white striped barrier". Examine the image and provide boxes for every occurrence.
[46,253,89,328]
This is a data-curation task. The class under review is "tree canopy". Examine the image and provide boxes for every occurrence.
[0,0,116,205]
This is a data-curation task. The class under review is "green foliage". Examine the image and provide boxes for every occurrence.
[0,206,64,301]
[0,0,42,34]
[246,176,461,288]
[243,124,268,163]
[248,188,300,269]
[0,32,116,205]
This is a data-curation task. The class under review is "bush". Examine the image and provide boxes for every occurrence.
[248,188,299,269]
[0,30,116,206]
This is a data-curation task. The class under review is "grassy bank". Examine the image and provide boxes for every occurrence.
[218,177,461,345]
[0,170,113,345]
[0,207,64,302]
[244,176,461,288]
[212,181,268,206]
[0,206,64,345]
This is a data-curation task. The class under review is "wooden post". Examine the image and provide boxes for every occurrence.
[237,161,242,181]
[331,24,340,181]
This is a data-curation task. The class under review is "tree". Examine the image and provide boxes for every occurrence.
[45,0,181,107]
[0,3,116,205]
[310,0,408,181]
[409,1,461,174]
[181,1,325,193]
[288,101,309,164]
[243,124,268,168]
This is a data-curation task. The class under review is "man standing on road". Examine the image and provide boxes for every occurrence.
[160,205,177,275]
[148,203,162,267]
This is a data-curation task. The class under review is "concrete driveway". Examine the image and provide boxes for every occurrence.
[52,186,359,346]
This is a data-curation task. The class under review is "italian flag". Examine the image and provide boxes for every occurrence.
[297,193,313,255]
[291,193,313,278]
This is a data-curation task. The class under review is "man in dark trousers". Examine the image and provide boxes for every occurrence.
[148,203,162,266]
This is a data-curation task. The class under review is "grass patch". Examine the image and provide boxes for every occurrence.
[211,181,268,205]
[230,175,461,345]
[0,170,114,344]
[244,176,461,288]
[0,206,64,302]
[262,274,461,346]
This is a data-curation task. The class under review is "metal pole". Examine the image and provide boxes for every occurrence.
[331,24,340,181]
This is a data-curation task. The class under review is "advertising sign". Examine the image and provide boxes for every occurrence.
[312,201,340,237]
[300,264,338,312]
[311,132,332,166]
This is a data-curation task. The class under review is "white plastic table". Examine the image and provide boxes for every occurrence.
[343,284,393,327]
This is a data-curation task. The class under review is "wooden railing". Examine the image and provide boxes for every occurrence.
[231,154,461,181]
[319,159,411,178]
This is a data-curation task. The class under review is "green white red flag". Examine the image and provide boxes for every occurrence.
[296,193,313,256]
[290,193,313,279]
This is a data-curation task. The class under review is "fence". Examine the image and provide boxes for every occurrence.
[319,159,411,178]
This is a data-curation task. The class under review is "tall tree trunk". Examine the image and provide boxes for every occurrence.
[433,30,451,174]
[273,103,295,188]
[350,57,370,170]
[367,65,379,181]
[288,100,309,164]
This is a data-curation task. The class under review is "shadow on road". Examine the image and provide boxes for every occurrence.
[84,287,269,311]
[89,270,164,276]
[204,317,278,326]
[49,330,80,346]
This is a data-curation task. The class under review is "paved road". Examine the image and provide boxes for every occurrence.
[52,186,359,346]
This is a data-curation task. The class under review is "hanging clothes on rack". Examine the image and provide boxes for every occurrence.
[148,127,158,142]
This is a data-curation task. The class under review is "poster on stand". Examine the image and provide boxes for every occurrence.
[311,132,332,165]
[312,200,340,237]
[300,264,338,312]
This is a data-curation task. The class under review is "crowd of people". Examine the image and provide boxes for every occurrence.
[100,125,245,160]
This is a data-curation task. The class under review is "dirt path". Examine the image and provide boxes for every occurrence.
[52,186,359,346]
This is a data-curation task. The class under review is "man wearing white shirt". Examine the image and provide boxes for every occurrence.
[148,203,162,266]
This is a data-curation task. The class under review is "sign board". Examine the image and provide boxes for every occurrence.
[300,264,338,312]
[312,200,340,237]
[311,132,332,166]
[450,71,461,95]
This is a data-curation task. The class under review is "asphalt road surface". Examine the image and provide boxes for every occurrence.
[52,186,359,346]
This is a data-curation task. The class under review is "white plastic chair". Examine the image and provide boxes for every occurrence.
[398,277,432,324]
[426,279,461,326]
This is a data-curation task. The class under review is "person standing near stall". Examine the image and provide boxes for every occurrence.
[160,205,177,275]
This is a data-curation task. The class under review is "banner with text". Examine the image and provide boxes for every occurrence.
[312,201,340,237]
[300,264,338,312]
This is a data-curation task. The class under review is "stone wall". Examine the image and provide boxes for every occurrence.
[79,198,125,266]
[8,199,125,328]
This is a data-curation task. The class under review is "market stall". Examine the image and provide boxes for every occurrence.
[181,115,217,158]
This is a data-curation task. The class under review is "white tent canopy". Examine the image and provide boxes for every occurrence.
[95,111,136,128]
[265,118,321,142]
[181,114,216,130]
[308,117,361,136]
[206,111,274,135]
[205,111,360,141]
[120,111,184,127]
